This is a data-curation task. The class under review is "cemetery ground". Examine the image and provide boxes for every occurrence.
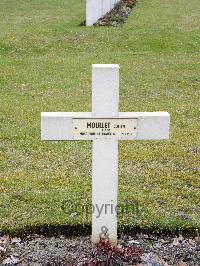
[0,0,199,264]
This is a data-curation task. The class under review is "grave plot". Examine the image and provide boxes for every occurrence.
[95,0,138,26]
[41,64,170,244]
[86,0,138,26]
[86,0,121,26]
[1,1,199,265]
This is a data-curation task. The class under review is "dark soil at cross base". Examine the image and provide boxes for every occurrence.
[95,0,138,27]
[0,233,200,265]
[80,0,138,27]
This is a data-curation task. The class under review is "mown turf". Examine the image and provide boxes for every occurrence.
[0,0,199,235]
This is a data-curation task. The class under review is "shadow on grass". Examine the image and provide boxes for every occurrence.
[1,224,198,238]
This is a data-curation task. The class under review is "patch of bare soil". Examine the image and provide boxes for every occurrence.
[95,0,138,27]
[0,233,199,265]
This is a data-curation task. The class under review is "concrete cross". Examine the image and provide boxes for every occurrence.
[41,64,170,245]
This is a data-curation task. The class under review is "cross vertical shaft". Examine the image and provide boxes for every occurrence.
[92,64,119,245]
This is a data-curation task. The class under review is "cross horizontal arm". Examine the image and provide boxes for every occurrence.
[41,112,170,141]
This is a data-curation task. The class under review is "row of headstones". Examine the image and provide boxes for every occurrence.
[86,0,121,26]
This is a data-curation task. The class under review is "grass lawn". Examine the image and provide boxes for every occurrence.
[0,0,199,235]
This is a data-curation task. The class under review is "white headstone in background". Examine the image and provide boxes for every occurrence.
[86,0,121,26]
[41,64,170,245]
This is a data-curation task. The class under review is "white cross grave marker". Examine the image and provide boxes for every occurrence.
[41,64,170,245]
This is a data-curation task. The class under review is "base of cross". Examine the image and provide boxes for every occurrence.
[86,0,121,26]
[41,64,170,245]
